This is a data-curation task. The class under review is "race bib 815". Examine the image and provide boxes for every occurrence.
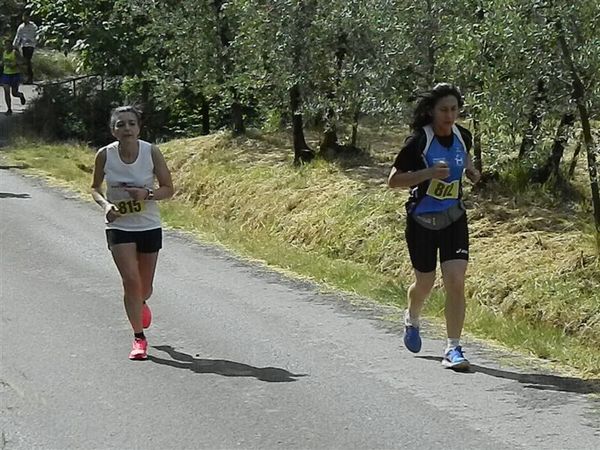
[116,200,145,214]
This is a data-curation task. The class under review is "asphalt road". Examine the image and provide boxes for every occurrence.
[1,167,599,449]
[0,85,36,147]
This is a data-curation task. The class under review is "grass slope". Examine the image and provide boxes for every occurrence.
[5,131,599,376]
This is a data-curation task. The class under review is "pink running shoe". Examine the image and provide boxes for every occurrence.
[142,303,152,329]
[129,338,148,360]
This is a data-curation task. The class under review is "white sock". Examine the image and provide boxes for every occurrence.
[446,338,460,352]
[404,309,420,328]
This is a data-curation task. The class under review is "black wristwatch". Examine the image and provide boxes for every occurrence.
[146,188,154,200]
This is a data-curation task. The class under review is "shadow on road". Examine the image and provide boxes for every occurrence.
[416,355,600,394]
[149,345,307,383]
[0,192,30,199]
[0,164,29,170]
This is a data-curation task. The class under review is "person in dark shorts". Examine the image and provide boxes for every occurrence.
[388,83,481,370]
[91,105,174,360]
[1,38,26,115]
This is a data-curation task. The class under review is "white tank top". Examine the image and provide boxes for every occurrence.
[102,140,161,231]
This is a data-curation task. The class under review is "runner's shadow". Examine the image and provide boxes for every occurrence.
[416,356,600,394]
[0,192,30,198]
[149,345,307,383]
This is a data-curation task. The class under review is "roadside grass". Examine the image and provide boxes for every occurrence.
[5,132,599,377]
[32,49,79,82]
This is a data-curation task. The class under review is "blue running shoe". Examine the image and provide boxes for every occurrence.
[403,325,422,353]
[442,346,470,370]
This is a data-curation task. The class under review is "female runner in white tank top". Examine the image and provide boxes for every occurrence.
[91,106,174,360]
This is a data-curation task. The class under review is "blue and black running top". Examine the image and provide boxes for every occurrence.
[392,124,472,215]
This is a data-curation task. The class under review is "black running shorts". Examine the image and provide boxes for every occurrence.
[105,228,162,253]
[405,213,469,273]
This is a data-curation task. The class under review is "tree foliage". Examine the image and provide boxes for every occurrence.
[29,0,598,174]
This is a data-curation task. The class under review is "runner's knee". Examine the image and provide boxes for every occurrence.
[121,273,143,296]
[142,286,153,301]
[443,274,465,297]
[413,272,435,294]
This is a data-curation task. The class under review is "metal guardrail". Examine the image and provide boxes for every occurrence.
[33,74,117,96]
[34,74,100,86]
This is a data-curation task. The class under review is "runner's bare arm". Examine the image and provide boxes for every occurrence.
[388,164,449,188]
[91,149,110,208]
[12,29,21,48]
[91,149,120,222]
[464,154,481,184]
[150,144,174,200]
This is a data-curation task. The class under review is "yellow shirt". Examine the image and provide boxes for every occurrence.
[2,50,19,75]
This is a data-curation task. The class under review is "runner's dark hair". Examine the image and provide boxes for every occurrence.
[410,83,464,131]
[109,105,143,129]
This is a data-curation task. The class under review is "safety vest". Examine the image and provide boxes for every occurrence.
[2,50,19,75]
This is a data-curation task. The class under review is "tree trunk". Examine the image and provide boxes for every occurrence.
[425,0,437,84]
[320,101,338,154]
[427,45,435,83]
[568,132,583,179]
[472,117,483,173]
[536,111,575,184]
[140,79,152,140]
[519,78,547,159]
[213,0,245,135]
[231,94,245,136]
[141,79,150,107]
[288,1,317,164]
[290,84,314,165]
[470,5,487,174]
[200,94,210,136]
[320,32,347,155]
[350,106,360,149]
[549,112,575,179]
[556,20,600,241]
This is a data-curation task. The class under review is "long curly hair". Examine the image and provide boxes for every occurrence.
[410,83,464,131]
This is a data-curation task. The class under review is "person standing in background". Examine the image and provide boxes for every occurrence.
[13,12,37,84]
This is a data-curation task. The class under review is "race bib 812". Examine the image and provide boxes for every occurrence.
[426,179,459,200]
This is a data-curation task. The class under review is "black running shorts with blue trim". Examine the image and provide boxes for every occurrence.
[405,213,469,273]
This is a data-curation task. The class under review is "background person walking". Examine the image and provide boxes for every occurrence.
[13,12,37,84]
